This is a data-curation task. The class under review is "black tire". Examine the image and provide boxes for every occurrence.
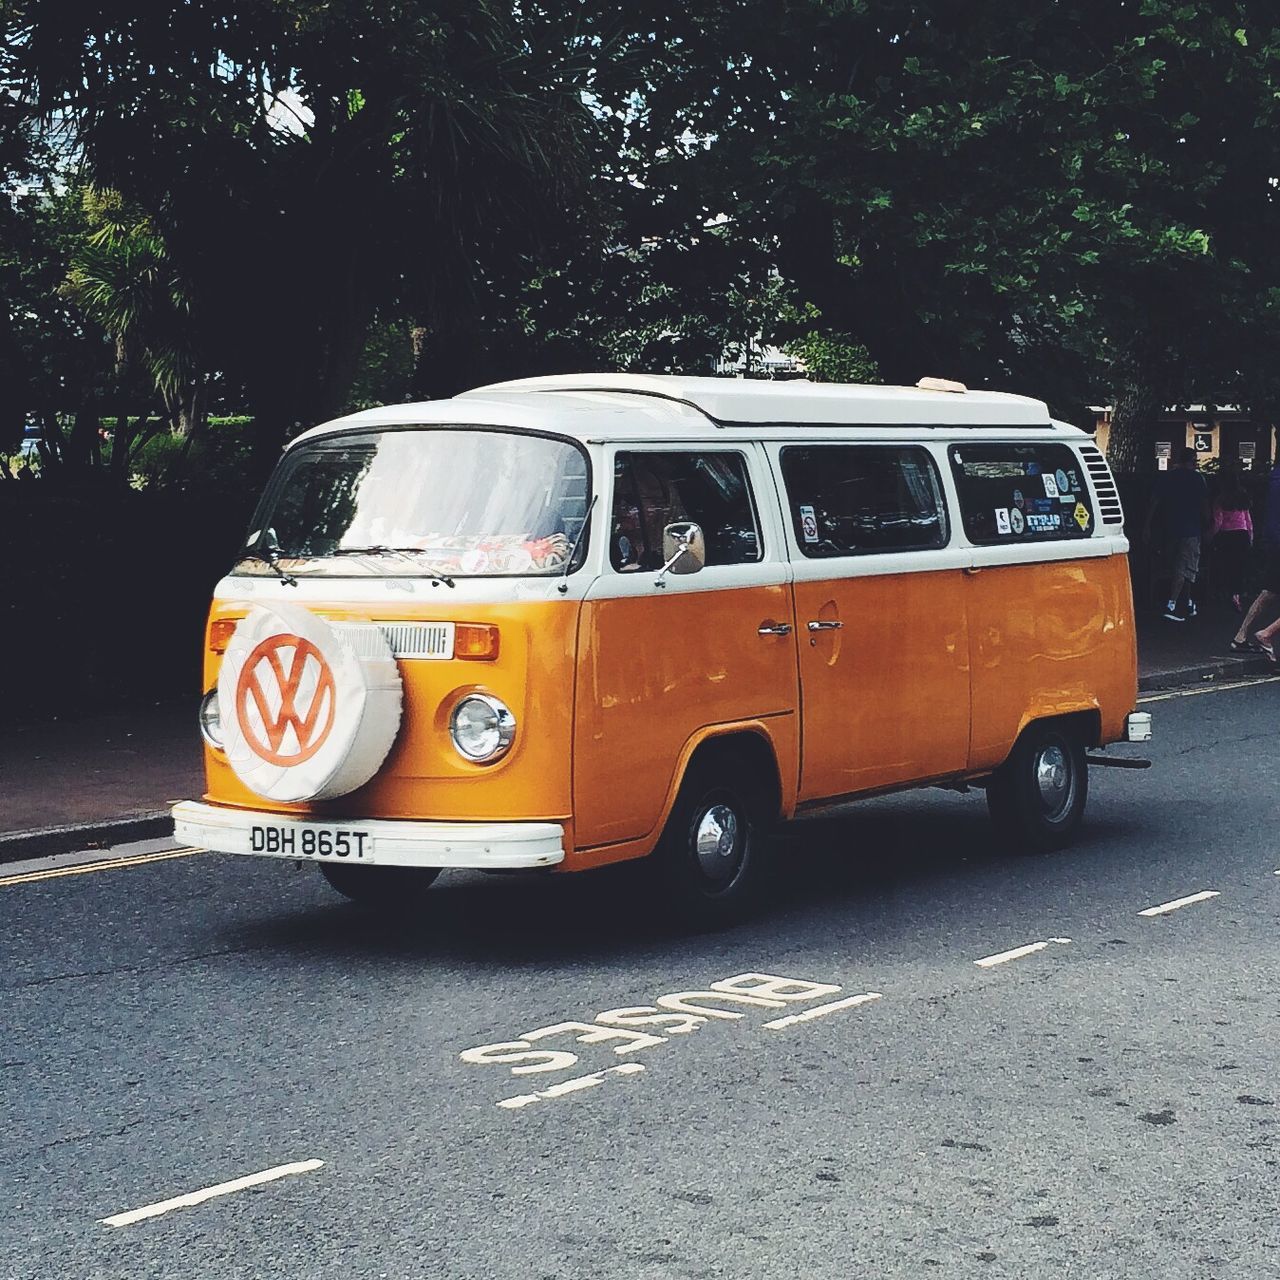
[987,721,1088,853]
[651,759,766,927]
[317,862,440,908]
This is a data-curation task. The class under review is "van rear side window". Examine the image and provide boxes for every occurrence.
[780,445,948,556]
[949,444,1094,544]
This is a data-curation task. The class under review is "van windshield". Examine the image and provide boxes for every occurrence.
[233,428,590,578]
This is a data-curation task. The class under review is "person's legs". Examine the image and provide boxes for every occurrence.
[1165,538,1199,619]
[1236,547,1280,644]
[1234,589,1275,645]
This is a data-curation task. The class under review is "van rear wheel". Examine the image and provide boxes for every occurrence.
[987,722,1088,852]
[652,761,764,927]
[317,862,440,908]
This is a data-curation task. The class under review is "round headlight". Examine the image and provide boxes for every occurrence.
[199,688,224,749]
[449,694,516,763]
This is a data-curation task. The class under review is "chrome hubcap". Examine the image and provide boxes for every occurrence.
[1035,744,1073,818]
[694,803,741,881]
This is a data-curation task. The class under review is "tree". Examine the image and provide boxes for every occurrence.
[8,1,607,472]
[597,2,1280,466]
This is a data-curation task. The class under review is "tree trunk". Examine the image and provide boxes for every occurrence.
[1106,354,1162,477]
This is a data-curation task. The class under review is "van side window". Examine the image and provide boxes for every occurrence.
[949,444,1094,544]
[611,451,762,571]
[779,446,948,556]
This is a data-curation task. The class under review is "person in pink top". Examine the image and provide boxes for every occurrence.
[1210,471,1253,615]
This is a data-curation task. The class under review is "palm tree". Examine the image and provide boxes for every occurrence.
[61,187,206,475]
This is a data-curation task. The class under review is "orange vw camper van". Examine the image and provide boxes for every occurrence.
[173,375,1149,922]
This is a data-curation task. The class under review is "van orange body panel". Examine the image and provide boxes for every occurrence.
[565,715,798,870]
[793,568,971,799]
[570,584,800,849]
[966,552,1137,771]
[201,598,579,824]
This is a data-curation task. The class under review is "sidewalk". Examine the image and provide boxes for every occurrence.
[1,607,1273,861]
[1,701,202,858]
[1136,598,1274,690]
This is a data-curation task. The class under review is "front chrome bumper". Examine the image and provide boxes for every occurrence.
[172,800,565,869]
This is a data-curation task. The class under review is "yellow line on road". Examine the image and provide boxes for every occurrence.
[1138,674,1280,704]
[0,847,202,887]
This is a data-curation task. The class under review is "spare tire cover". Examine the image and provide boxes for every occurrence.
[218,602,402,803]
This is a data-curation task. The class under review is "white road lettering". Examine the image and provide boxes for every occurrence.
[462,971,848,1105]
[497,1064,645,1111]
[522,1021,667,1056]
[763,992,882,1030]
[654,991,785,1019]
[974,938,1071,969]
[100,1159,323,1227]
[595,1007,708,1035]
[709,973,843,1002]
[1139,891,1220,917]
[458,1042,581,1075]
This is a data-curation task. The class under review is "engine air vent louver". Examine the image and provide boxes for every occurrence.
[1078,443,1125,526]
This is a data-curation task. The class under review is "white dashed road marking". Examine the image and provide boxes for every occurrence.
[497,1063,645,1110]
[763,992,883,1030]
[101,1160,324,1227]
[1138,891,1221,917]
[974,938,1072,968]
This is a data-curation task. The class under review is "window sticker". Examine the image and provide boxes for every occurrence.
[949,444,1093,545]
[1074,502,1091,531]
[798,504,819,544]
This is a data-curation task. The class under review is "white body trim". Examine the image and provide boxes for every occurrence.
[172,800,565,869]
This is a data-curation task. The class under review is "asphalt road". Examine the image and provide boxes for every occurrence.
[3,677,1279,1280]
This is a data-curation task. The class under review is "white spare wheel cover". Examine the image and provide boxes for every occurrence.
[218,602,402,803]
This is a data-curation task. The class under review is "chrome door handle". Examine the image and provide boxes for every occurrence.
[806,620,843,632]
[758,623,793,636]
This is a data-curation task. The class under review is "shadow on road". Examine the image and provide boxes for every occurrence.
[214,789,1146,969]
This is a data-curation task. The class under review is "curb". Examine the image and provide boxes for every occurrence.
[1138,654,1274,693]
[0,812,174,864]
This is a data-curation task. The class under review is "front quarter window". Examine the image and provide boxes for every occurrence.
[234,428,590,578]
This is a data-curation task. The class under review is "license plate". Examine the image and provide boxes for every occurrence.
[249,824,371,859]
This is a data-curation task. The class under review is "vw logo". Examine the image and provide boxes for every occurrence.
[235,633,337,766]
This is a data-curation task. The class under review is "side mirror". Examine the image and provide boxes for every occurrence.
[656,521,706,584]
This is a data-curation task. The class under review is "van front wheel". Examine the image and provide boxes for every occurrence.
[317,862,440,908]
[653,763,763,927]
[987,723,1088,853]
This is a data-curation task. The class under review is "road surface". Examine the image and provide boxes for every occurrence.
[3,677,1278,1279]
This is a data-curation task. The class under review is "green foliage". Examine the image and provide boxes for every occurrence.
[784,333,879,384]
[7,1,1280,482]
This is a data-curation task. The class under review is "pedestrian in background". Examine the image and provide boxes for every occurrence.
[1210,467,1253,611]
[1231,457,1280,652]
[1144,446,1209,622]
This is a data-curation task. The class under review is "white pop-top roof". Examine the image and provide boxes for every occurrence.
[291,373,1062,450]
[466,373,1051,427]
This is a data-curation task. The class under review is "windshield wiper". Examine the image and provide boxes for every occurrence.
[330,545,455,588]
[241,544,297,587]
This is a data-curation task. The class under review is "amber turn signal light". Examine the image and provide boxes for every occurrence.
[454,623,500,661]
[207,618,241,654]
